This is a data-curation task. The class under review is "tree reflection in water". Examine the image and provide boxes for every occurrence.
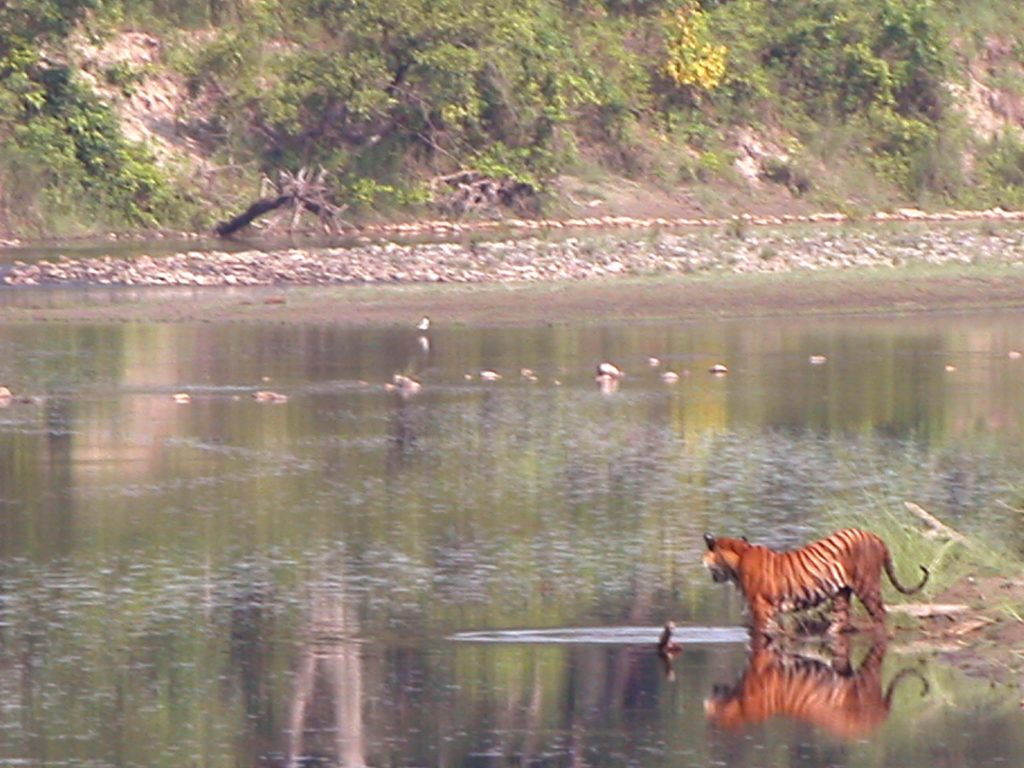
[286,566,365,768]
[705,635,928,740]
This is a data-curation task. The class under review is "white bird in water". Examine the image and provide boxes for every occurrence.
[253,390,289,403]
[595,362,623,394]
[661,371,680,383]
[480,370,502,381]
[417,317,431,331]
[708,363,728,375]
[386,374,422,397]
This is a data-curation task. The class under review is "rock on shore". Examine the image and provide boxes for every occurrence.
[5,224,1024,287]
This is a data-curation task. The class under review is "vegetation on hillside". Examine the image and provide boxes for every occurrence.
[2,0,1024,234]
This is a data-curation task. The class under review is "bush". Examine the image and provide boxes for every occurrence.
[0,53,188,231]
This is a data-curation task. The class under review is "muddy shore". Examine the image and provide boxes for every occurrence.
[2,221,1024,325]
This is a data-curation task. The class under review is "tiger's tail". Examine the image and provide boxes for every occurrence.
[884,554,929,594]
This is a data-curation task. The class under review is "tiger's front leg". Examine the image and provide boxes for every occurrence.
[750,596,778,637]
[828,588,853,635]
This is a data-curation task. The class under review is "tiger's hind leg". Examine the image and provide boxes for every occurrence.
[855,578,887,628]
[827,588,853,635]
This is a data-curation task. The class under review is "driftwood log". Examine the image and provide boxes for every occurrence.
[215,168,349,237]
[430,171,536,216]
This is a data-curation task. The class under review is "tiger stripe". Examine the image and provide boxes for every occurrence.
[702,528,929,635]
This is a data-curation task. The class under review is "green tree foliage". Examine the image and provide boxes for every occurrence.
[0,0,185,231]
[1,0,1023,231]
[180,0,639,195]
[0,0,100,53]
[700,0,953,196]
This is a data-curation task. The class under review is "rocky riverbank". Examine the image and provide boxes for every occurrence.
[6,222,1024,287]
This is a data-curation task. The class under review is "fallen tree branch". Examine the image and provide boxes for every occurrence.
[214,167,350,237]
[214,194,290,237]
[889,603,969,618]
[430,170,536,217]
[948,616,998,636]
[995,499,1024,515]
[904,501,969,544]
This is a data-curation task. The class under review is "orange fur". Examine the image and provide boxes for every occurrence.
[705,638,926,740]
[702,528,928,635]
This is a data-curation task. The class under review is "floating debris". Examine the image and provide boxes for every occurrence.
[648,357,661,368]
[520,368,538,382]
[480,370,502,381]
[172,392,192,404]
[944,364,957,372]
[1009,350,1022,360]
[709,364,729,375]
[657,621,682,655]
[386,374,422,397]
[809,355,827,365]
[661,371,680,383]
[0,386,12,407]
[253,390,289,403]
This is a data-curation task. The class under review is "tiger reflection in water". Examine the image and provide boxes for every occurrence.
[704,636,928,740]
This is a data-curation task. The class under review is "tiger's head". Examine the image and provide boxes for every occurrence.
[702,533,750,585]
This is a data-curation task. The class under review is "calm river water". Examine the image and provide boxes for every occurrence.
[0,303,1023,767]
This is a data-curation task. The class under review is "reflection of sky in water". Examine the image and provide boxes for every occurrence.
[0,312,1022,765]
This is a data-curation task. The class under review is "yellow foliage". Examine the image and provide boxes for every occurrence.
[663,1,727,92]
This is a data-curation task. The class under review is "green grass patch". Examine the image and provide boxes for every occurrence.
[823,500,1020,601]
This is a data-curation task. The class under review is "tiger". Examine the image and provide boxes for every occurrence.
[705,636,928,740]
[702,528,929,635]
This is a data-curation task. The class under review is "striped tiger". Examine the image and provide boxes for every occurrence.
[705,636,928,739]
[702,528,929,635]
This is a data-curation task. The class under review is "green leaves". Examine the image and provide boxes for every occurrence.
[187,0,634,189]
[0,51,183,230]
[0,0,1016,228]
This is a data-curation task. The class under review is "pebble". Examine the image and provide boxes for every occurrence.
[5,221,1024,286]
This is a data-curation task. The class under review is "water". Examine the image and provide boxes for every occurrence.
[0,306,1023,766]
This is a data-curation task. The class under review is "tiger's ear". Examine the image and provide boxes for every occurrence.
[703,533,716,551]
